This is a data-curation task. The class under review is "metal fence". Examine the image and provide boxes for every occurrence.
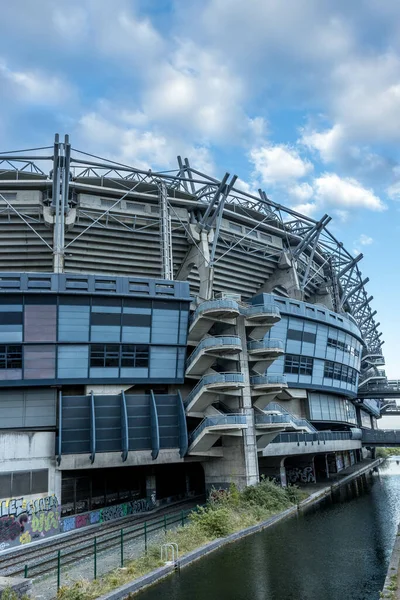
[23,508,195,595]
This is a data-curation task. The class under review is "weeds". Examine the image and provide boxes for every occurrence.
[56,479,307,600]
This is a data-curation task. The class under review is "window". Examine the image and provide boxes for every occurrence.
[303,331,316,343]
[90,345,150,369]
[121,345,149,368]
[287,329,302,341]
[244,227,258,238]
[229,222,242,233]
[90,345,120,368]
[284,354,313,376]
[287,329,316,344]
[0,345,22,369]
[259,232,273,242]
[0,469,47,498]
[324,360,357,385]
[327,337,360,357]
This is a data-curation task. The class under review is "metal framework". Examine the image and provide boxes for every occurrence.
[0,134,383,355]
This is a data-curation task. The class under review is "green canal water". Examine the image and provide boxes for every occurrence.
[138,459,400,600]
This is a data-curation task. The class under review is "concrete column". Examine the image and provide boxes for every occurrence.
[202,317,259,492]
[146,473,156,505]
[325,454,330,479]
[50,464,62,505]
[237,315,259,487]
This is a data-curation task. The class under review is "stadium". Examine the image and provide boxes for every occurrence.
[0,134,384,544]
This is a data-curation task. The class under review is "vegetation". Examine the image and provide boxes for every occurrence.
[376,448,400,458]
[57,479,307,600]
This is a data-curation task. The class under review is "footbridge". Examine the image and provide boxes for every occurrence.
[358,380,400,400]
[362,429,400,446]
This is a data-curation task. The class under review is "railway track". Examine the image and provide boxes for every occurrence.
[0,496,204,579]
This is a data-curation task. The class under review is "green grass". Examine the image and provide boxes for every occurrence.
[376,448,400,458]
[56,479,307,600]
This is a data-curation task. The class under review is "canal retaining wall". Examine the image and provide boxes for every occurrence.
[97,458,383,600]
[381,523,400,599]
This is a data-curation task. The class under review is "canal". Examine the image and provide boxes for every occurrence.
[138,459,400,600]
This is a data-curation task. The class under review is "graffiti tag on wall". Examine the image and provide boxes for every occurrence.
[0,494,59,548]
[60,497,155,533]
[286,466,316,484]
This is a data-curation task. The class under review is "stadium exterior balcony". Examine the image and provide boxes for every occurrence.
[188,299,240,343]
[361,353,385,368]
[184,372,245,415]
[241,303,281,325]
[254,413,291,427]
[261,430,361,457]
[185,335,242,378]
[247,338,284,360]
[187,414,247,455]
[358,370,386,388]
[250,374,288,394]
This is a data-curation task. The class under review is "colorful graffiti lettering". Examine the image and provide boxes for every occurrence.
[0,495,60,549]
[60,496,155,533]
[286,466,316,484]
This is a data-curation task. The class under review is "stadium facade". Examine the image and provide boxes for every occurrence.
[0,135,384,545]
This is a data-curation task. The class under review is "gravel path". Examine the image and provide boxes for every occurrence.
[31,522,179,599]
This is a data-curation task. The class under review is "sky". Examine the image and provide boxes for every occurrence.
[1,1,400,378]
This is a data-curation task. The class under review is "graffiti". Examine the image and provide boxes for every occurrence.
[0,495,60,549]
[60,496,156,533]
[336,453,345,472]
[0,494,58,518]
[90,511,101,525]
[75,514,90,529]
[127,498,154,515]
[61,517,76,533]
[286,466,316,484]
[101,504,126,522]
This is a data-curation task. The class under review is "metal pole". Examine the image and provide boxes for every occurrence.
[24,565,28,578]
[94,537,97,579]
[181,510,184,527]
[144,522,148,554]
[57,549,61,590]
[120,529,124,568]
[164,514,167,531]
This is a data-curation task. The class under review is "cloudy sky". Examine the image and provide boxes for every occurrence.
[1,0,399,377]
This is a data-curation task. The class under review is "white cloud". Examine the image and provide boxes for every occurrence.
[76,107,215,174]
[250,144,313,185]
[358,234,374,246]
[313,173,386,212]
[0,59,72,105]
[288,173,385,220]
[287,182,314,202]
[353,233,374,256]
[387,181,400,200]
[330,53,400,143]
[300,124,346,163]
[143,40,250,144]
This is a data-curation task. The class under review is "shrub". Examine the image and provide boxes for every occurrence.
[190,505,233,538]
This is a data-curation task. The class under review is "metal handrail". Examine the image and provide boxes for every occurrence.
[247,338,284,351]
[265,401,317,433]
[240,303,280,318]
[255,413,291,425]
[190,299,239,323]
[250,374,287,385]
[186,335,242,367]
[184,372,245,407]
[188,414,247,445]
[271,431,352,444]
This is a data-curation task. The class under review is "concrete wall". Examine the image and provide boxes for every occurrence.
[0,431,61,550]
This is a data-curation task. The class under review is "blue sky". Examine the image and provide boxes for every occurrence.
[1,0,399,377]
